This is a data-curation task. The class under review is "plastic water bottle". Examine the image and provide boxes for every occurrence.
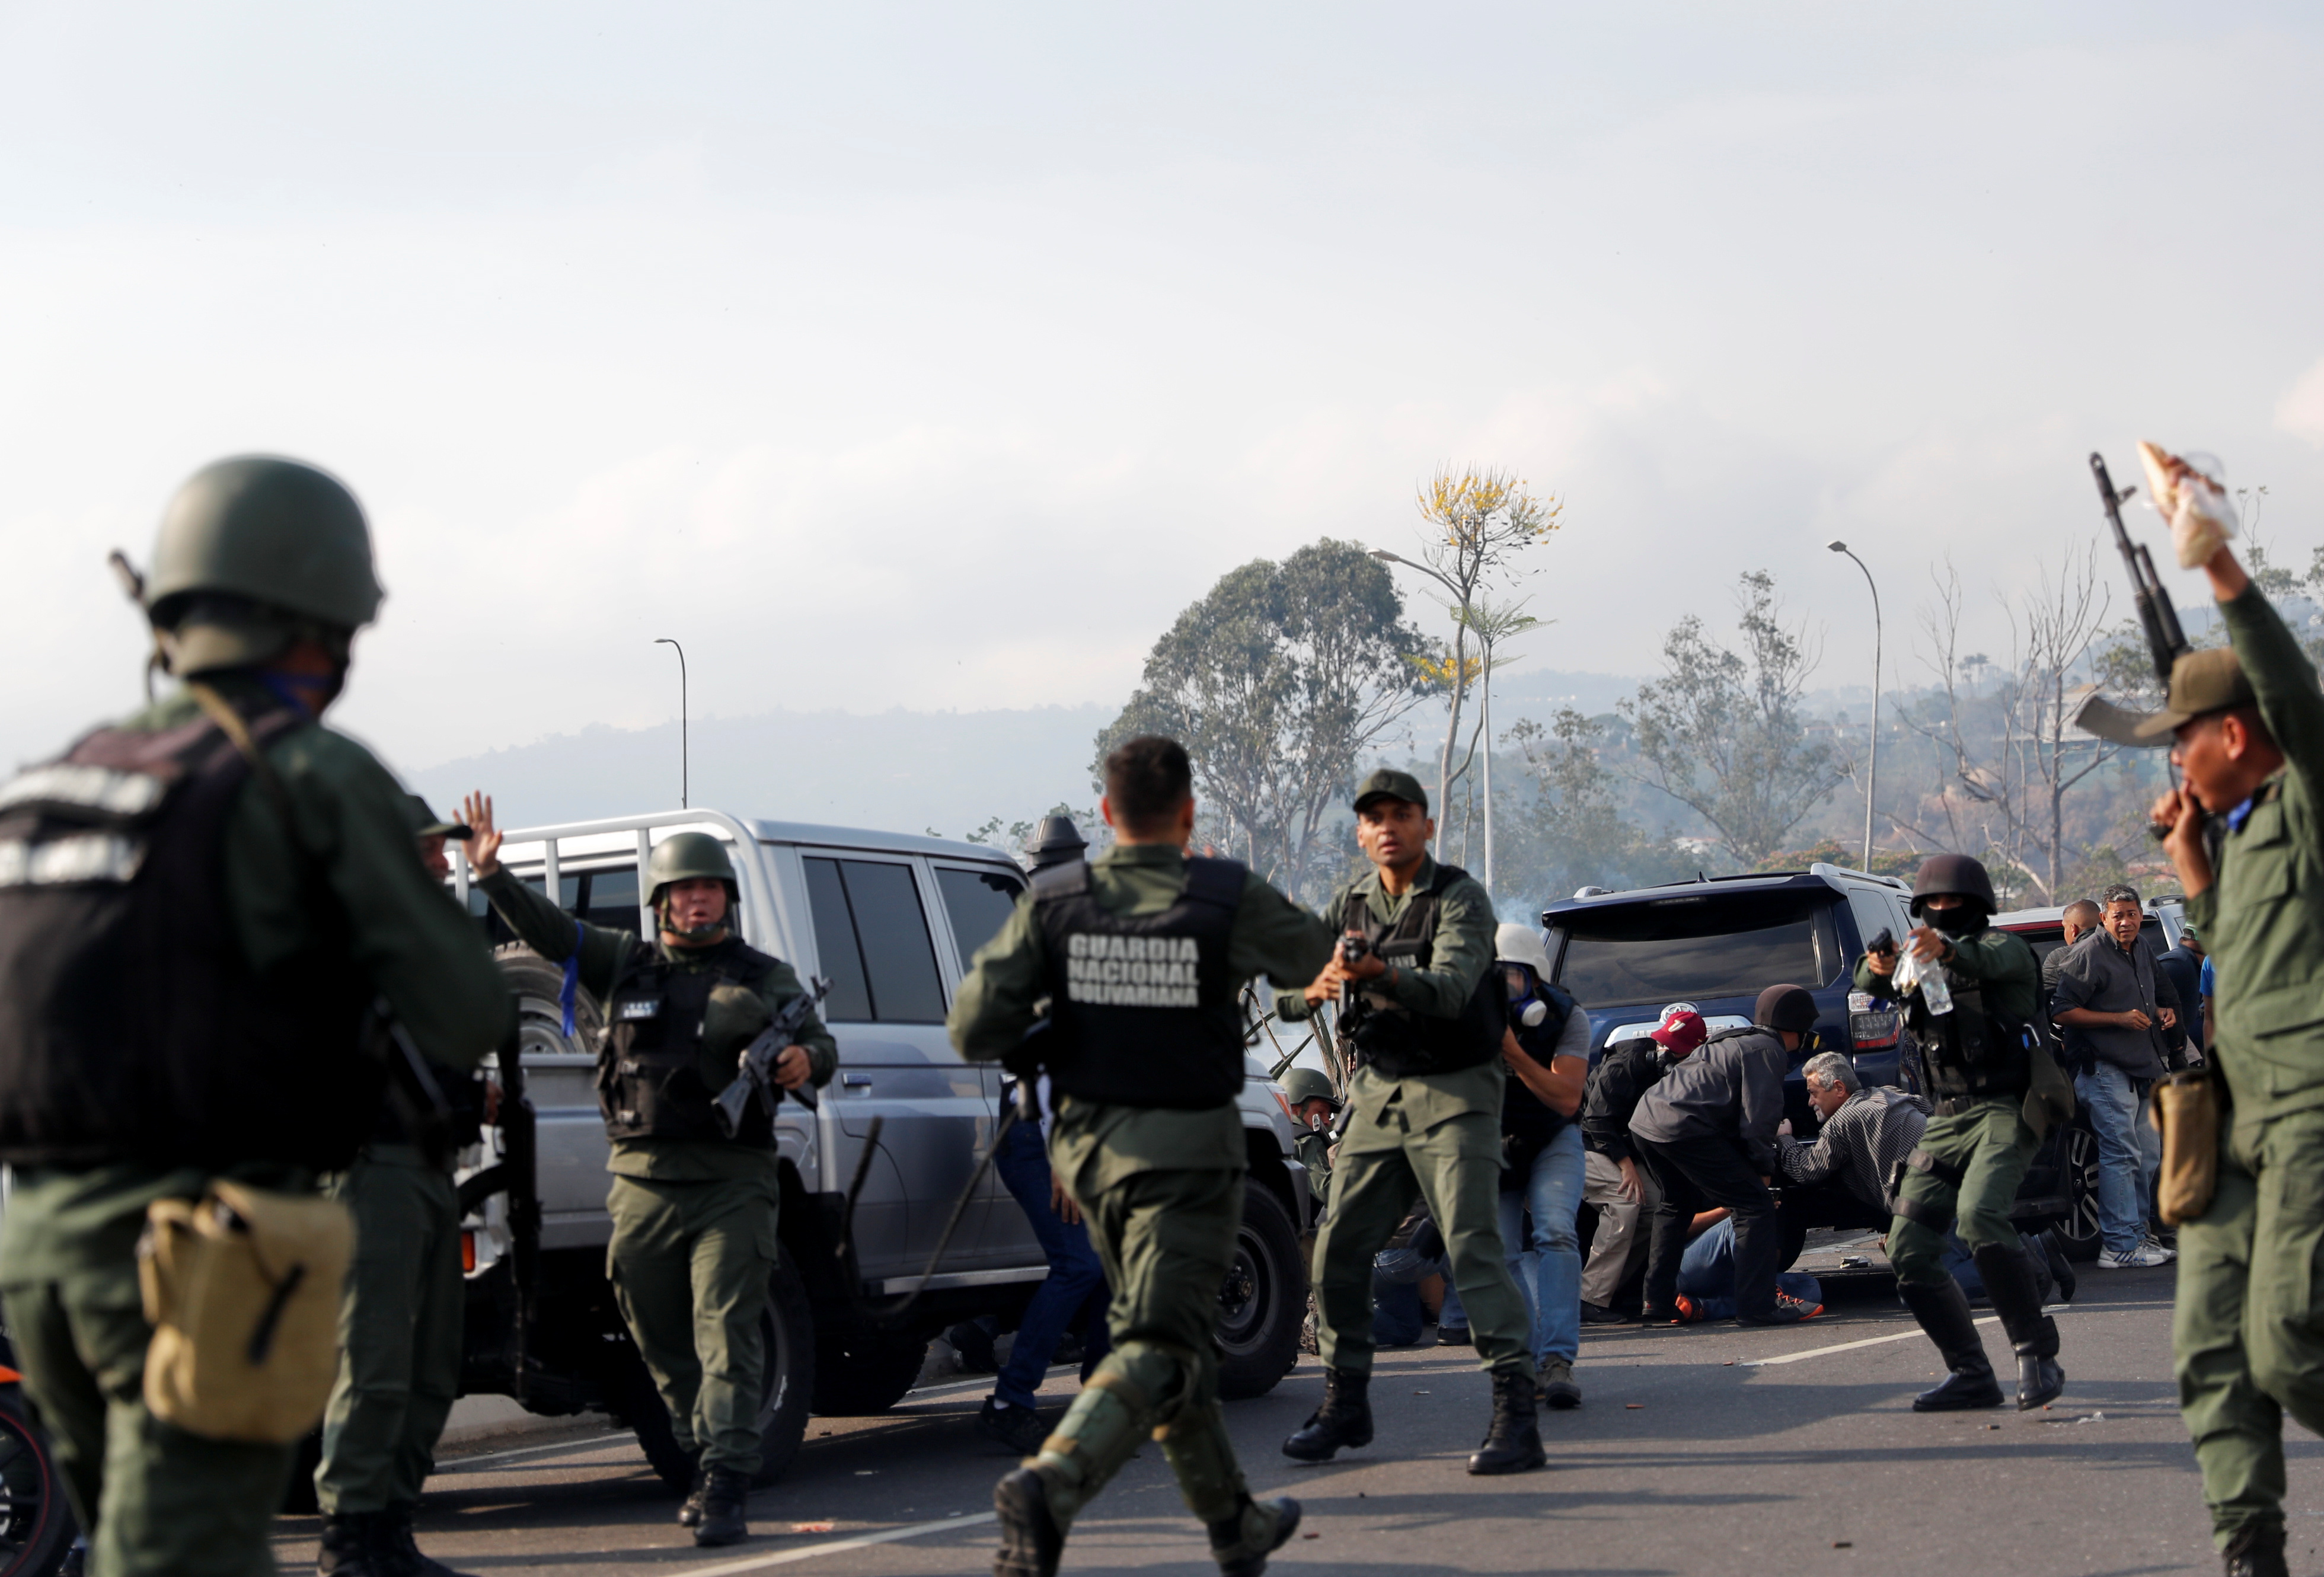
[1894,945,1953,1017]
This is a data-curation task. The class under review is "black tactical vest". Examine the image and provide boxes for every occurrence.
[597,941,782,1145]
[1339,863,1506,1080]
[0,702,379,1169]
[1907,969,2036,1102]
[1030,856,1245,1110]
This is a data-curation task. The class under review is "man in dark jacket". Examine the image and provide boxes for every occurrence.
[2052,883,2182,1269]
[1627,987,1821,1326]
[1578,1005,1704,1322]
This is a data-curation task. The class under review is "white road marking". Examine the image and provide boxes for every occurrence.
[670,1511,999,1575]
[1742,1316,2000,1367]
[438,1434,636,1474]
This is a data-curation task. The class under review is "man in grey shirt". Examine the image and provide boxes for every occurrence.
[2051,883,2181,1268]
[1629,985,1817,1326]
[1777,1052,1932,1218]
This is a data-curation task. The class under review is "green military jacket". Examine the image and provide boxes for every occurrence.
[1851,924,2041,1020]
[1278,853,1499,1131]
[1853,922,2069,1136]
[481,869,837,1181]
[0,677,515,1281]
[948,842,1335,1201]
[2184,585,2324,1132]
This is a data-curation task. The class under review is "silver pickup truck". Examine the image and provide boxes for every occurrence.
[449,809,1313,1489]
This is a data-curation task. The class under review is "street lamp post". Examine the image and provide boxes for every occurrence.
[1370,548,1499,890]
[1827,542,1881,872]
[654,638,688,809]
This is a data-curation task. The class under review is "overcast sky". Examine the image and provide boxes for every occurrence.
[5,3,2322,781]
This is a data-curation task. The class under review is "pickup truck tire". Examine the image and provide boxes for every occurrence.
[605,1253,818,1491]
[811,1329,930,1416]
[1215,1180,1304,1401]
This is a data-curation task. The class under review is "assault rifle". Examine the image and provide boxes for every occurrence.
[711,975,832,1137]
[2073,454,2197,839]
[2092,450,2191,686]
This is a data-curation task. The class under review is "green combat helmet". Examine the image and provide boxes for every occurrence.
[127,455,384,676]
[1281,1067,1339,1110]
[649,832,739,940]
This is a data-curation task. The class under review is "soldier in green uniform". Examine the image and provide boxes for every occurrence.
[1280,1067,1339,1205]
[2099,534,2324,1577]
[1856,854,2073,1415]
[312,797,489,1577]
[1279,768,1543,1477]
[949,735,1335,1577]
[461,800,835,1548]
[0,456,513,1577]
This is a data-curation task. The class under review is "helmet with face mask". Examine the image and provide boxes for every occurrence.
[1494,924,1560,1027]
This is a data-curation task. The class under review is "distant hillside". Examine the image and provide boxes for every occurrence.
[404,670,1659,841]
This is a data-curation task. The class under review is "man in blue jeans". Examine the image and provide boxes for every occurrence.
[1493,927,1591,1410]
[2052,883,2182,1270]
[980,1078,1113,1453]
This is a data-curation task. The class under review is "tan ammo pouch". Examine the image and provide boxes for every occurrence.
[2150,1070,2221,1227]
[137,1180,353,1444]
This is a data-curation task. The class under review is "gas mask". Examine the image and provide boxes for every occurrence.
[1504,965,1551,1027]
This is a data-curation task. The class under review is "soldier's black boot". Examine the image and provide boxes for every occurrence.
[1207,1493,1301,1577]
[993,1466,1067,1577]
[387,1502,476,1577]
[676,1458,708,1528]
[1466,1368,1547,1476]
[691,1467,751,1548]
[1897,1278,2003,1412]
[2222,1521,2288,1577]
[316,1511,406,1577]
[1973,1240,2064,1410]
[1280,1367,1372,1462]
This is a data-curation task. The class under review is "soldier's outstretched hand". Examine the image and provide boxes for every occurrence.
[462,791,504,879]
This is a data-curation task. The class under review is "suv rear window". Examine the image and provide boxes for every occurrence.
[1552,891,1843,1006]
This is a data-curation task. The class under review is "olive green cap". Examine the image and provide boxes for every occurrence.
[1352,767,1428,814]
[2073,646,2256,748]
[143,456,384,673]
[1281,1067,1339,1107]
[648,831,738,899]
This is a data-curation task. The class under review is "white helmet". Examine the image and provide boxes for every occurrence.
[1495,923,1554,977]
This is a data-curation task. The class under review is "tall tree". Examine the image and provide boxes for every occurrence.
[1620,570,1842,867]
[1096,539,1429,899]
[1397,466,1562,824]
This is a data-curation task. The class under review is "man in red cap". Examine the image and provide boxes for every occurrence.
[1578,1006,1705,1322]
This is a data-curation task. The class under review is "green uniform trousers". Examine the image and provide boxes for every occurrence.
[1,1220,298,1577]
[606,1172,778,1476]
[1030,1164,1252,1530]
[1886,1097,2036,1287]
[2175,1107,2324,1550]
[315,1145,464,1514]
[1310,1067,1532,1378]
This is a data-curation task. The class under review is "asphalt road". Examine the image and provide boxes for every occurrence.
[272,1261,2313,1577]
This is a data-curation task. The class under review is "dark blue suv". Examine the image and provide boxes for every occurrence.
[1541,863,1917,1114]
[1540,862,2096,1259]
